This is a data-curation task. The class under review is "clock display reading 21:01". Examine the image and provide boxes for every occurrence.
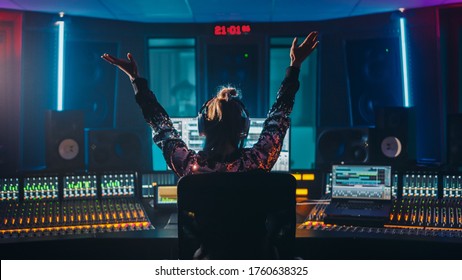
[214,25,251,36]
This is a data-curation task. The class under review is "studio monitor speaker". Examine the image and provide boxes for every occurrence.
[369,107,416,169]
[345,37,403,126]
[316,127,369,171]
[45,110,85,171]
[86,128,151,171]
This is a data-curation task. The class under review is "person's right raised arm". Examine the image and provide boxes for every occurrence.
[101,53,196,176]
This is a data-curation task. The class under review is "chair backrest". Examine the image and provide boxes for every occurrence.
[177,171,296,259]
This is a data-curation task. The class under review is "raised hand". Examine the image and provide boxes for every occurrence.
[101,53,139,81]
[290,31,319,68]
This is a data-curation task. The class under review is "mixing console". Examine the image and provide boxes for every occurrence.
[299,170,462,241]
[0,172,153,240]
[0,198,150,238]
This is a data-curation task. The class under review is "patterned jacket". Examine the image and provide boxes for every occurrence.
[133,66,300,177]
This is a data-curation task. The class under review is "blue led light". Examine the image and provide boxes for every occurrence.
[399,17,410,107]
[57,20,65,111]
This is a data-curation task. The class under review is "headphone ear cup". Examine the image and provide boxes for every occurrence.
[240,116,250,138]
[197,98,212,137]
[197,113,206,136]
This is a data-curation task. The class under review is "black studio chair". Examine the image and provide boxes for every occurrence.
[177,171,296,260]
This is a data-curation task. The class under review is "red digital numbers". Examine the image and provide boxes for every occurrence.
[214,25,251,36]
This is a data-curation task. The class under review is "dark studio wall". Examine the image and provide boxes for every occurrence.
[0,11,22,175]
[315,7,447,167]
[440,6,462,169]
[20,13,149,170]
[406,8,444,165]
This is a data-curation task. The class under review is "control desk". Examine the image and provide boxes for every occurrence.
[1,169,461,259]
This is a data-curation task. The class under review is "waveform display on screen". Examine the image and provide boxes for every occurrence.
[0,178,19,201]
[63,175,97,199]
[332,165,392,200]
[23,176,59,200]
[157,186,177,204]
[100,173,135,197]
[141,172,178,198]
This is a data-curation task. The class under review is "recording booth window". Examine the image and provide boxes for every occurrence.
[148,38,197,171]
[147,38,197,118]
[270,38,318,170]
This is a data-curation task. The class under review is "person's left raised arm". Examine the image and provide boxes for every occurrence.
[248,32,319,171]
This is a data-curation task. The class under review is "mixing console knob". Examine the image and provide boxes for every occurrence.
[442,208,447,226]
[434,207,440,226]
[449,208,455,226]
[457,208,462,226]
[418,208,424,225]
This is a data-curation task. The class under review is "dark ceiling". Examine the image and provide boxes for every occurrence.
[1,0,461,23]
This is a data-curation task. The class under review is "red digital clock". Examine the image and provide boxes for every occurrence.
[214,24,251,36]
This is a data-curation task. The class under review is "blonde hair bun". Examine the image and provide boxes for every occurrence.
[217,87,239,101]
[206,86,241,121]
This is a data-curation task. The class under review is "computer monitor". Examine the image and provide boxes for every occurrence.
[171,118,204,152]
[140,171,178,199]
[331,165,392,200]
[170,117,290,172]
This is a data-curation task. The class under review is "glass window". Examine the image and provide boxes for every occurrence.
[148,38,197,171]
[270,37,318,169]
[148,38,196,117]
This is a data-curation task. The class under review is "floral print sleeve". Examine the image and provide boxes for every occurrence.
[133,66,300,177]
[243,66,300,171]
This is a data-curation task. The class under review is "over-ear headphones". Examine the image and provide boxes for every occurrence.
[197,97,250,139]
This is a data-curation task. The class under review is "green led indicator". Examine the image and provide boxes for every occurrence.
[244,53,249,58]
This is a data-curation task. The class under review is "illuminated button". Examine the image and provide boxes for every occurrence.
[292,174,302,181]
[302,173,315,181]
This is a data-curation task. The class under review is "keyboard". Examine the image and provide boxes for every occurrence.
[335,201,384,210]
